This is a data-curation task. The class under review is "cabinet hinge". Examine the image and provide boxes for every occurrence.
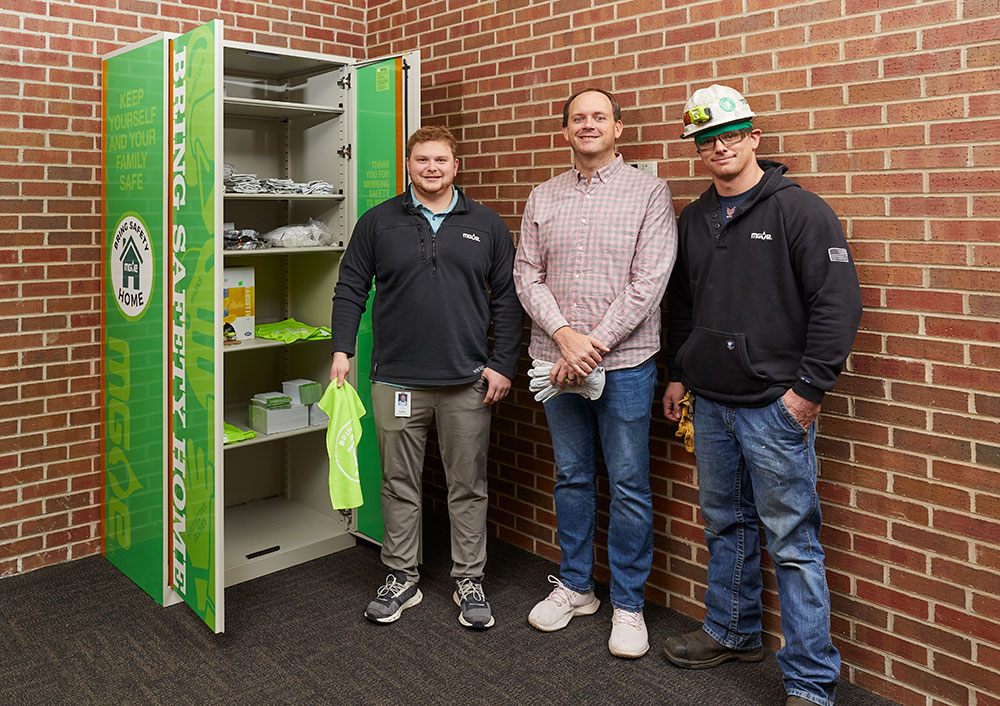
[338,74,351,90]
[338,144,352,159]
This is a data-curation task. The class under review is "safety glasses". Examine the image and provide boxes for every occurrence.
[694,129,750,153]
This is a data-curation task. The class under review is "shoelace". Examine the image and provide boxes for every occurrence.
[376,575,408,599]
[543,574,576,607]
[456,578,486,604]
[612,609,644,630]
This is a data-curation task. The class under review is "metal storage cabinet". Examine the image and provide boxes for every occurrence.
[102,19,419,632]
[220,42,355,591]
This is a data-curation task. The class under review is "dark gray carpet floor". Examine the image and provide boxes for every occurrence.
[0,518,898,706]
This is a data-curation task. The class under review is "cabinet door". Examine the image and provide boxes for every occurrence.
[102,34,171,607]
[168,19,225,634]
[349,52,420,544]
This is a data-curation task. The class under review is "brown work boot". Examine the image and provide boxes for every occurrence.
[785,697,817,706]
[663,628,764,668]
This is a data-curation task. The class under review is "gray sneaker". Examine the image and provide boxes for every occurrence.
[453,577,495,630]
[365,572,422,624]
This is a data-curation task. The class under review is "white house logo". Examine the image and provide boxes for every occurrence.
[462,232,481,242]
[750,231,773,241]
[110,215,153,319]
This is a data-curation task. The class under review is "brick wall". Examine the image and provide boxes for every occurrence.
[372,1,1000,705]
[2,0,999,704]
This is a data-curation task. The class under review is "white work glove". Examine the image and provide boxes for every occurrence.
[528,359,606,403]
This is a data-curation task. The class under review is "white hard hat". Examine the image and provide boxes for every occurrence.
[681,84,755,139]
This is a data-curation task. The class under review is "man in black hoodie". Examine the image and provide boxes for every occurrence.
[330,126,523,630]
[661,85,862,706]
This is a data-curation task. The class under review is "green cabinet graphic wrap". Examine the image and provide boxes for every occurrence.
[169,20,223,632]
[353,57,408,544]
[102,36,169,605]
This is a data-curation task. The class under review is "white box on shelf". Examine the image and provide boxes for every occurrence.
[309,403,329,427]
[282,378,323,406]
[248,403,309,434]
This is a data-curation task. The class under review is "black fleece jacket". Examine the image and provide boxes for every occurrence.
[665,160,862,406]
[330,187,523,386]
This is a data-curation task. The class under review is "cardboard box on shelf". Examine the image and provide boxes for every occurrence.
[223,267,255,341]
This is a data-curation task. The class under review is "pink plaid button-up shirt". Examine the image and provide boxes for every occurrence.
[514,155,677,370]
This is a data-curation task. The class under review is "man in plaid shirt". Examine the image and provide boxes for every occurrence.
[513,88,677,658]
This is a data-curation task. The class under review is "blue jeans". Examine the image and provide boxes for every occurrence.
[694,395,840,706]
[543,357,656,612]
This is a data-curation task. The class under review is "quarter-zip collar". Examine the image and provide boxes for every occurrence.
[403,185,470,276]
[403,184,471,218]
[409,184,459,233]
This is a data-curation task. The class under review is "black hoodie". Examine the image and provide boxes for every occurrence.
[330,187,523,386]
[665,160,862,406]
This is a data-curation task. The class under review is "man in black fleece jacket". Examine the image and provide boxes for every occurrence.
[329,126,523,630]
[661,85,862,706]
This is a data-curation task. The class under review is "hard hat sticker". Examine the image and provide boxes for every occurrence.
[720,97,736,112]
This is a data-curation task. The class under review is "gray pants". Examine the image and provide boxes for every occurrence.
[372,379,491,583]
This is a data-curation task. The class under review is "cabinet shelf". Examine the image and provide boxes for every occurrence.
[224,193,345,201]
[223,43,349,80]
[223,403,325,450]
[224,497,354,586]
[223,96,344,120]
[222,336,331,353]
[223,245,345,258]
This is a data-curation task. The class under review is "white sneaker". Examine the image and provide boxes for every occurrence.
[527,575,600,632]
[609,608,649,658]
